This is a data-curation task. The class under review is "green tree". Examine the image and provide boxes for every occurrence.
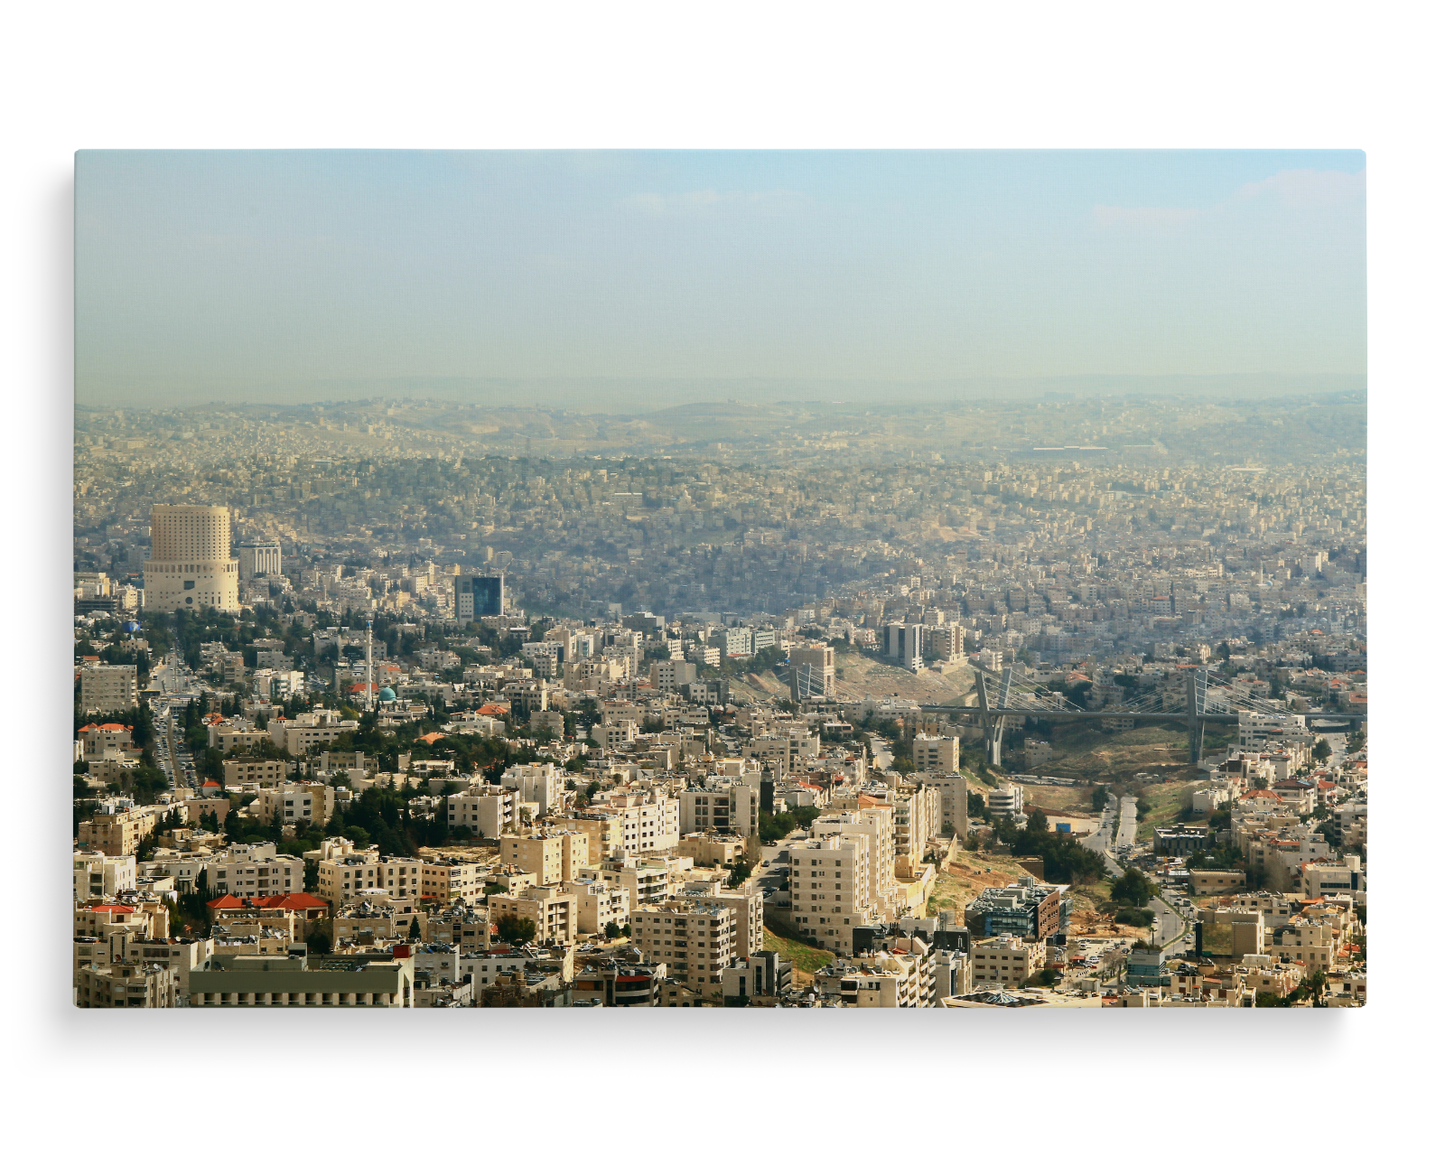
[407,916,422,940]
[496,914,536,944]
[604,921,622,940]
[1090,785,1111,812]
[1110,867,1158,908]
[306,928,332,955]
[1312,739,1332,762]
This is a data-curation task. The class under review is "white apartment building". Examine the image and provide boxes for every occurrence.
[680,780,760,838]
[500,763,564,815]
[811,808,898,922]
[267,711,361,757]
[987,785,1024,820]
[209,845,305,899]
[446,785,520,838]
[74,851,137,900]
[611,794,680,855]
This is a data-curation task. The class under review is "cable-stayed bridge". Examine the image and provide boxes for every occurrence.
[919,664,1363,767]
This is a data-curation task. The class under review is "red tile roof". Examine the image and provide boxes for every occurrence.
[208,892,328,911]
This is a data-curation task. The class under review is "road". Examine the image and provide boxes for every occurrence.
[1148,894,1192,958]
[869,735,893,773]
[1082,791,1134,875]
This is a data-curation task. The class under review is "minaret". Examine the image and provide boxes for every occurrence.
[365,616,374,713]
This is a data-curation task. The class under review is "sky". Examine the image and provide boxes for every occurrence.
[75,150,1366,408]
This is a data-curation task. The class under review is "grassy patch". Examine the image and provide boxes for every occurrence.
[763,921,837,982]
[1134,778,1211,842]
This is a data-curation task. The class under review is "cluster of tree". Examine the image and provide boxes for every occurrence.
[496,914,536,944]
[994,810,1109,885]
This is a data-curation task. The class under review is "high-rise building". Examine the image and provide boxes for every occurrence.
[789,645,834,696]
[237,540,283,581]
[142,505,239,612]
[454,573,503,624]
[80,665,138,714]
[883,623,924,672]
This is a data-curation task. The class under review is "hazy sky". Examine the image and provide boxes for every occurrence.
[76,150,1365,406]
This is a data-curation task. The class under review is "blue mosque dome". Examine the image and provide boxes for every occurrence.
[378,686,396,703]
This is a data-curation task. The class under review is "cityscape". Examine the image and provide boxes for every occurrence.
[73,391,1366,1008]
[71,149,1366,1009]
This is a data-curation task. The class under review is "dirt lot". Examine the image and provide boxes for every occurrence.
[1038,721,1228,779]
[1019,782,1097,812]
[833,651,974,704]
[927,851,1036,919]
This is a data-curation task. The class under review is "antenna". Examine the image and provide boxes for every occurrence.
[366,616,374,714]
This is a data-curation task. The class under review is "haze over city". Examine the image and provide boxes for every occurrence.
[76,150,1365,410]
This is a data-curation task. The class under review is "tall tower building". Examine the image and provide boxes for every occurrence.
[237,540,283,581]
[454,573,504,624]
[142,504,239,612]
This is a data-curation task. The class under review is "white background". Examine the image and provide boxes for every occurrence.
[3,2,1437,1149]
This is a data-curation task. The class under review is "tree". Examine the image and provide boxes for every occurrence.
[496,914,536,944]
[1110,867,1158,908]
[1036,968,1060,987]
[306,928,331,955]
[407,916,421,940]
[604,921,622,940]
[941,820,956,838]
[1312,739,1333,762]
[1090,785,1111,812]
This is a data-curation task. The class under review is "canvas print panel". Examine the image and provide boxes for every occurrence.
[73,151,1366,1008]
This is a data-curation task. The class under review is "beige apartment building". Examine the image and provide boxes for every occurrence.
[789,834,875,953]
[788,645,835,697]
[78,722,135,761]
[917,770,971,833]
[78,807,166,857]
[316,852,425,905]
[499,831,589,885]
[75,960,179,1008]
[489,887,578,945]
[563,880,631,935]
[559,811,625,863]
[80,665,139,714]
[811,808,898,922]
[913,735,961,775]
[188,951,415,1007]
[631,901,737,994]
[220,758,290,790]
[421,856,490,904]
[143,504,240,613]
[971,935,1046,987]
